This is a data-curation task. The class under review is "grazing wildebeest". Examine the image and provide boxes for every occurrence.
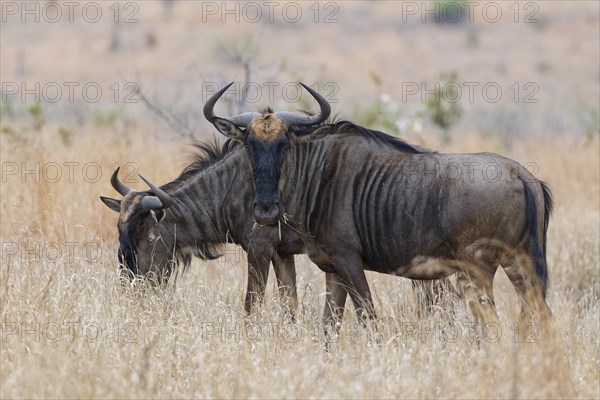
[204,83,553,330]
[100,140,304,315]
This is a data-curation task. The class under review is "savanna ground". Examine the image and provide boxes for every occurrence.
[1,1,599,398]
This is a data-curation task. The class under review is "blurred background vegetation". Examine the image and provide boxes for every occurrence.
[1,1,598,151]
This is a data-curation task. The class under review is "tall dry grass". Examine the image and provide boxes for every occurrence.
[1,122,598,399]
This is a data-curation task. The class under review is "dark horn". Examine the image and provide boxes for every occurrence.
[229,112,261,128]
[140,196,164,211]
[275,82,331,127]
[139,174,174,209]
[203,82,234,123]
[111,167,133,196]
[204,83,259,128]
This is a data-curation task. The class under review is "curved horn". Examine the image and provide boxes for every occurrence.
[139,174,174,209]
[111,167,133,196]
[140,196,164,211]
[203,82,234,122]
[275,82,331,127]
[203,83,259,128]
[229,112,260,128]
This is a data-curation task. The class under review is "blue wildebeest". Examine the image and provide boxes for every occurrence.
[204,83,553,330]
[100,140,304,315]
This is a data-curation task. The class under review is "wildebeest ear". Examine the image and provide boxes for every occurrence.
[100,196,121,212]
[213,117,246,142]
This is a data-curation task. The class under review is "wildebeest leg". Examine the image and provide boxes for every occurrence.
[456,266,497,324]
[454,267,496,346]
[272,252,298,320]
[323,272,348,338]
[333,255,376,324]
[245,245,273,315]
[500,246,551,329]
[455,245,500,335]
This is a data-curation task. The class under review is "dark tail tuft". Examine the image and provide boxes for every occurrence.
[523,181,551,298]
[541,181,553,251]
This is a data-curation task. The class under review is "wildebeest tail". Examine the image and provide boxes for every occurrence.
[522,179,553,298]
[541,181,553,251]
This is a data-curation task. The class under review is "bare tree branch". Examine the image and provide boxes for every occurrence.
[135,87,195,139]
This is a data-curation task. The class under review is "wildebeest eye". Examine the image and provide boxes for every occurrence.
[148,232,156,242]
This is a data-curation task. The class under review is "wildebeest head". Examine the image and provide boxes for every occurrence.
[204,82,331,225]
[100,168,176,282]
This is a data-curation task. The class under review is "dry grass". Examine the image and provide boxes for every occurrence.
[1,123,598,399]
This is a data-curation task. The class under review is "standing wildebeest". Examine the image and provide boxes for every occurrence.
[100,140,304,315]
[205,83,553,329]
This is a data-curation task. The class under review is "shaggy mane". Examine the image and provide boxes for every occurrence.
[328,121,434,154]
[289,115,433,154]
[155,137,240,265]
[160,138,240,192]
